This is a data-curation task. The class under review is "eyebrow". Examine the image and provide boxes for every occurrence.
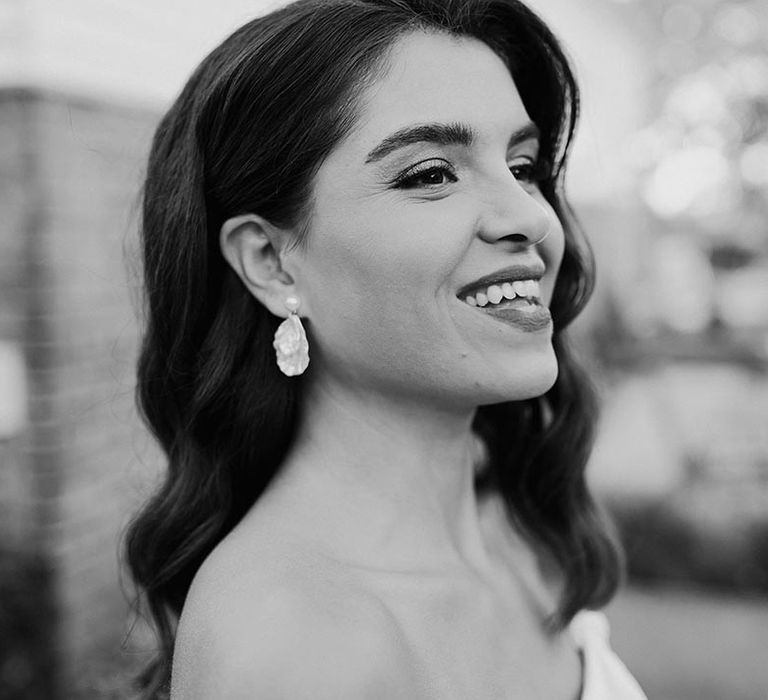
[364,121,540,164]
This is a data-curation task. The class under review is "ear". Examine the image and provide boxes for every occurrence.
[220,213,298,318]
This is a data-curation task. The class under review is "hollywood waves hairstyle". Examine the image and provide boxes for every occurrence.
[125,0,623,696]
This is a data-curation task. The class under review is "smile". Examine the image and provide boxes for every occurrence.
[458,278,551,332]
[463,279,540,308]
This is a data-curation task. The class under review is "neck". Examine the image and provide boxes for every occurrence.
[262,374,494,575]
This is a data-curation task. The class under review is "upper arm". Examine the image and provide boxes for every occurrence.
[171,578,410,700]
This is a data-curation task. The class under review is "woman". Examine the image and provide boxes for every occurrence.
[126,0,646,697]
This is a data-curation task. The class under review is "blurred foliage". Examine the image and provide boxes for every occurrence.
[598,0,768,345]
[627,0,768,237]
[0,547,57,699]
[592,0,768,590]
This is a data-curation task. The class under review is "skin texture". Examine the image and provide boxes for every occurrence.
[179,31,580,699]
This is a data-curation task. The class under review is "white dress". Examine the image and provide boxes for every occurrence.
[569,611,648,700]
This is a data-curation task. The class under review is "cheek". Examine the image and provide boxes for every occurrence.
[547,219,566,274]
[300,209,443,339]
[309,199,466,300]
[539,205,566,306]
[298,202,472,380]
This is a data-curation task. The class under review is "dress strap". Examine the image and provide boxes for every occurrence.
[569,611,648,700]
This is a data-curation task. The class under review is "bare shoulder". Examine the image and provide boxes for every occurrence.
[171,535,413,699]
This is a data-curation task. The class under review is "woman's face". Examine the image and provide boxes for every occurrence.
[285,31,566,408]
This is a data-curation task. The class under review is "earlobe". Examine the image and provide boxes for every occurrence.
[219,214,297,317]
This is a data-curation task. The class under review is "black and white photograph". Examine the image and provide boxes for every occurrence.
[1,1,767,698]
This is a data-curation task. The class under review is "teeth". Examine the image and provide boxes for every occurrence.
[464,279,541,307]
[501,282,516,299]
[486,285,503,305]
[512,280,528,297]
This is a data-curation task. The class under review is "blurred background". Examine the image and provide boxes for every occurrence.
[1,0,767,698]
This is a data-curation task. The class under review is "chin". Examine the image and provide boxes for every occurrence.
[483,353,559,405]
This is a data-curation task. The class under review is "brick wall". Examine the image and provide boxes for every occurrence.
[0,88,163,698]
[0,91,35,548]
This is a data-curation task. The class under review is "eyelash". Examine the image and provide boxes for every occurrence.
[510,159,552,185]
[393,157,551,190]
[393,159,456,189]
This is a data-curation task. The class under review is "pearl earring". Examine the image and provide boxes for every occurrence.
[273,295,309,376]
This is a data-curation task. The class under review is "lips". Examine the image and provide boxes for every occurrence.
[479,301,551,331]
[457,262,551,332]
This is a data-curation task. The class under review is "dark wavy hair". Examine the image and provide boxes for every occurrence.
[125,0,623,696]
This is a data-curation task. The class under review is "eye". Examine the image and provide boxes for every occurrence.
[394,159,457,189]
[509,157,551,186]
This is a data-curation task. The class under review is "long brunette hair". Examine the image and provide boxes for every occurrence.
[125,0,622,695]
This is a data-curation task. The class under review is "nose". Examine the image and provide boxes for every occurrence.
[476,177,552,247]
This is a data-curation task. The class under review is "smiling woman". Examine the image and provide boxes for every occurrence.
[124,1,644,699]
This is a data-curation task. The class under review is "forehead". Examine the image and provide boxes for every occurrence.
[355,31,530,145]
